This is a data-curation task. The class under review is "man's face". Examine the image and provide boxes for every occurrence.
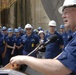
[62,7,76,30]
[49,26,55,32]
[26,28,32,34]
[60,28,64,33]
[15,32,20,36]
[8,32,13,36]
[3,30,7,34]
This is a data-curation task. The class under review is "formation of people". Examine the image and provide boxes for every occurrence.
[0,19,73,68]
[9,0,76,75]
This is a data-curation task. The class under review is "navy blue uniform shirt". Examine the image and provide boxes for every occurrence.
[57,31,76,75]
[0,33,5,54]
[60,32,68,47]
[21,33,39,52]
[14,35,23,55]
[5,35,15,52]
[15,36,23,46]
[45,31,64,59]
[67,30,73,43]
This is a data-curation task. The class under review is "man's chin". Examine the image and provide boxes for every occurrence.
[64,24,69,28]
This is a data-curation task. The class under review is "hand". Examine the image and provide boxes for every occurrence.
[11,50,14,55]
[39,40,44,44]
[2,52,6,58]
[12,47,15,50]
[13,46,15,50]
[16,46,20,49]
[11,46,15,55]
[17,46,21,49]
[10,55,26,66]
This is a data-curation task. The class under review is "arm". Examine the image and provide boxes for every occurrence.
[16,44,23,49]
[6,43,14,49]
[19,44,23,48]
[11,43,16,55]
[2,43,7,58]
[10,56,72,75]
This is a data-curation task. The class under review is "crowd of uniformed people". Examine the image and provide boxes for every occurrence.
[7,0,76,75]
[0,20,73,68]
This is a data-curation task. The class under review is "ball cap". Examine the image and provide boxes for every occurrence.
[18,27,22,31]
[7,28,13,33]
[48,20,56,27]
[38,27,42,31]
[58,0,76,14]
[2,26,7,31]
[25,24,33,29]
[38,30,44,35]
[60,25,64,29]
[14,29,19,33]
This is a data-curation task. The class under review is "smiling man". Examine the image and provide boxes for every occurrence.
[10,0,76,75]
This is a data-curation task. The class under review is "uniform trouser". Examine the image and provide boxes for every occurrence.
[2,56,8,66]
[4,50,13,66]
[0,55,2,66]
[0,48,5,66]
[0,55,7,66]
[37,51,45,58]
[3,53,11,66]
[14,48,23,56]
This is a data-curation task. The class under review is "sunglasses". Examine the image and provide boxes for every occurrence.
[26,28,31,30]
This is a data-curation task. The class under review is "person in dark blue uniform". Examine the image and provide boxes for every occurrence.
[1,26,8,37]
[18,27,24,36]
[33,29,40,41]
[33,29,38,35]
[45,20,64,59]
[10,0,76,75]
[14,29,23,55]
[22,24,39,57]
[37,27,43,32]
[60,25,65,34]
[5,28,15,65]
[20,24,39,71]
[60,25,68,47]
[45,30,49,35]
[0,32,6,66]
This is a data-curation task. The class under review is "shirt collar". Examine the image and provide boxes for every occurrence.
[72,31,76,37]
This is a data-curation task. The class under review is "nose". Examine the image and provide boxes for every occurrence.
[62,13,65,18]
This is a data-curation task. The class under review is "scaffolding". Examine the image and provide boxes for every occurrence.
[0,0,17,11]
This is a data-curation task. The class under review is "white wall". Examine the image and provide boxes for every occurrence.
[30,0,50,30]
